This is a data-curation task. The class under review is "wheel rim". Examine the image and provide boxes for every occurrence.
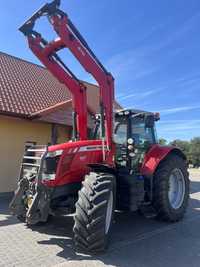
[105,191,113,234]
[168,168,186,209]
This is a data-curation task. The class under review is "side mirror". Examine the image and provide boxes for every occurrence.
[145,115,155,128]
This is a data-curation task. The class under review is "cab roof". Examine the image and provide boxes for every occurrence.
[115,109,160,121]
[115,108,154,116]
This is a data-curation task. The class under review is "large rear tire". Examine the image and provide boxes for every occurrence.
[153,154,189,222]
[73,172,116,253]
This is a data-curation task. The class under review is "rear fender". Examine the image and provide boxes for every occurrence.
[141,144,186,177]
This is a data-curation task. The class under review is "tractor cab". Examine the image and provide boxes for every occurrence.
[114,109,160,172]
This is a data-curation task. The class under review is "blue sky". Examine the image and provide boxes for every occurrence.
[0,0,200,141]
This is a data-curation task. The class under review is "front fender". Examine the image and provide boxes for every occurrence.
[140,144,186,177]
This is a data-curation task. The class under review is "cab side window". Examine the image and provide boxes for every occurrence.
[114,123,127,145]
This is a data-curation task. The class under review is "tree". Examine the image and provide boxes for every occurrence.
[167,137,200,167]
[189,137,200,167]
[170,139,190,156]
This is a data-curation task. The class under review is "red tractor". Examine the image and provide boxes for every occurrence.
[10,0,189,253]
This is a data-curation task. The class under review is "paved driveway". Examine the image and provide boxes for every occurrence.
[0,169,200,267]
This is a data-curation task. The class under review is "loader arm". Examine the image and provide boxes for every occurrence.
[19,0,115,164]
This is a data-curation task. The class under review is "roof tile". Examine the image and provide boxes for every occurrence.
[0,52,71,116]
[0,52,121,118]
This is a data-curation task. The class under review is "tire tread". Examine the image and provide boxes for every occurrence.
[73,172,115,253]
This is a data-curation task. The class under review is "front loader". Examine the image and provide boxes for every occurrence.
[10,1,189,253]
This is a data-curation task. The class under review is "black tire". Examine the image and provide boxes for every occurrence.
[153,154,190,222]
[73,172,116,253]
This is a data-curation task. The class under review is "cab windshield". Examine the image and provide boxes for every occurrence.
[114,115,157,146]
[131,116,157,146]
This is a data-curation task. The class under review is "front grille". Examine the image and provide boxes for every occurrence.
[19,145,47,182]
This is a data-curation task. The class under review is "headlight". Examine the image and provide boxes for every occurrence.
[46,150,63,158]
[127,138,134,145]
[128,145,134,151]
[42,151,62,181]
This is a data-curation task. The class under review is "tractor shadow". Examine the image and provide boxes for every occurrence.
[34,211,158,261]
[2,172,200,266]
[30,194,200,267]
[27,175,200,267]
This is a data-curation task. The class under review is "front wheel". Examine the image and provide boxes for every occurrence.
[73,172,116,253]
[153,154,190,222]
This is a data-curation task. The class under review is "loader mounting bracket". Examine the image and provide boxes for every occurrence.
[19,0,62,36]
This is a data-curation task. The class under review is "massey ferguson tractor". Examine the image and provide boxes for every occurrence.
[10,0,189,253]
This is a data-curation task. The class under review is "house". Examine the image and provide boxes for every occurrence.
[0,52,121,194]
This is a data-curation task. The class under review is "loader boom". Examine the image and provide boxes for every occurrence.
[19,0,115,164]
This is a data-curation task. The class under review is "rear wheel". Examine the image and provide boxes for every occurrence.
[153,154,189,222]
[73,172,116,253]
